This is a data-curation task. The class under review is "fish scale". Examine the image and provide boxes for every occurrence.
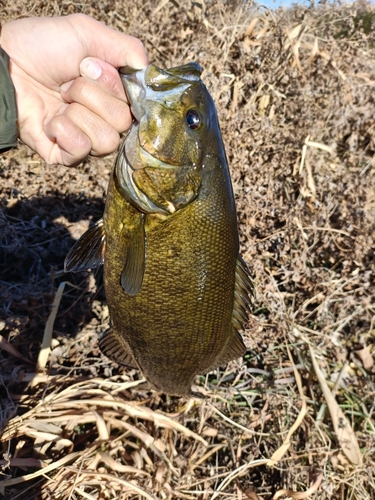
[103,157,239,394]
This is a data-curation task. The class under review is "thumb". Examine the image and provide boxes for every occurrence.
[80,57,126,100]
[69,14,149,69]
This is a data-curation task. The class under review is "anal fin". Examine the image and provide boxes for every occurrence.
[99,327,138,368]
[64,218,105,273]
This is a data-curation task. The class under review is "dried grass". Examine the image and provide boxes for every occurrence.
[1,0,375,499]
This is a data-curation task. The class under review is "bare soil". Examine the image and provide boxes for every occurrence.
[1,1,375,499]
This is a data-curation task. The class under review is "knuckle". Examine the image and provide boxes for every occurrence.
[67,77,88,100]
[68,13,90,25]
[111,102,131,132]
[100,70,122,96]
[93,129,119,156]
[130,36,146,55]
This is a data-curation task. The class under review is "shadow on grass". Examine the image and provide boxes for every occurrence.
[0,192,109,499]
[0,191,106,339]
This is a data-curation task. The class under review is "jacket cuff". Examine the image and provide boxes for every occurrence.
[0,44,18,153]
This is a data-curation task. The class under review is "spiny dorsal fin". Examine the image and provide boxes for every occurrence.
[99,327,138,368]
[232,255,253,331]
[120,213,146,296]
[64,218,105,273]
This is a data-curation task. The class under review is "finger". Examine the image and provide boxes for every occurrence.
[44,113,92,166]
[68,14,149,69]
[60,75,131,133]
[60,102,120,156]
[80,57,126,100]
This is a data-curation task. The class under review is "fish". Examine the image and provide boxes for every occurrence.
[64,62,252,396]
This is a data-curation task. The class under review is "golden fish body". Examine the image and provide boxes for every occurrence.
[65,63,251,395]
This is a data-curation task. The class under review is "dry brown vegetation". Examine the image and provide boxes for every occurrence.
[1,0,375,499]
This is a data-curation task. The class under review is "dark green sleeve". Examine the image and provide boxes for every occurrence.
[0,46,18,153]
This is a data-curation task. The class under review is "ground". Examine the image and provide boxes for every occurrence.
[0,1,375,499]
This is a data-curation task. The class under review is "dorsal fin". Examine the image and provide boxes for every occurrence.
[203,327,246,373]
[99,327,138,368]
[64,218,105,273]
[202,256,252,372]
[232,255,253,331]
[120,213,146,296]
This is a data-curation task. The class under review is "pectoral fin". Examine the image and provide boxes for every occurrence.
[64,218,106,273]
[99,327,138,368]
[120,213,146,296]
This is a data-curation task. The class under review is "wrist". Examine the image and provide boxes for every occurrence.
[0,23,18,153]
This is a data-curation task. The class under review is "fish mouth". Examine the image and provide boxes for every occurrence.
[120,65,187,170]
[119,63,202,122]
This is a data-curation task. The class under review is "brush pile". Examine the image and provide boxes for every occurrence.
[0,0,374,499]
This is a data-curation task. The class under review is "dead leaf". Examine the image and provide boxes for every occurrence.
[310,345,362,466]
[0,452,80,488]
[0,335,34,365]
[91,451,150,476]
[91,410,109,440]
[36,281,66,371]
[267,347,307,466]
[244,18,259,37]
[244,487,262,500]
[273,472,323,499]
[353,346,374,371]
[258,94,270,115]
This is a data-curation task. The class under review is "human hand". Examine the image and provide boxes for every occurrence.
[1,14,148,166]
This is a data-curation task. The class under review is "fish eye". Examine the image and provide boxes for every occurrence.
[186,110,201,130]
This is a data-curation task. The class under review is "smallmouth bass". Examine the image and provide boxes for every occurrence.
[65,62,252,395]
